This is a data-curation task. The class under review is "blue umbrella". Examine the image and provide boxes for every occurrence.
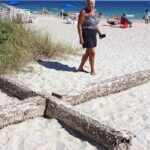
[8,1,20,5]
[62,4,76,9]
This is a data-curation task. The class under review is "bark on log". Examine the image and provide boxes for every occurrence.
[0,76,38,100]
[46,96,132,150]
[52,69,150,105]
[0,76,133,150]
[0,96,46,129]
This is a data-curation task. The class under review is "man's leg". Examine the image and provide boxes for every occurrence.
[78,49,89,72]
[89,48,96,75]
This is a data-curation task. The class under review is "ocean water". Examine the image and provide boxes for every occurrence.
[1,1,150,19]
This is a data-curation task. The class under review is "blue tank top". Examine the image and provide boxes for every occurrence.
[82,8,100,30]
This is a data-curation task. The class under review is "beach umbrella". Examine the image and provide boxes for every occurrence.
[8,1,20,5]
[62,4,76,9]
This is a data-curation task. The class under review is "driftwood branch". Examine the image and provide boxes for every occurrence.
[0,75,38,100]
[0,96,46,129]
[52,69,150,105]
[46,96,132,150]
[0,75,133,149]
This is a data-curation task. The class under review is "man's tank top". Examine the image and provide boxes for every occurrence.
[82,8,100,30]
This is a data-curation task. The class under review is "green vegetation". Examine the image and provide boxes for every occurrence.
[0,19,78,74]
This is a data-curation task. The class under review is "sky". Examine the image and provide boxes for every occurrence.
[1,0,150,1]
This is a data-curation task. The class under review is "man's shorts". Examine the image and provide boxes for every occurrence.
[82,29,97,49]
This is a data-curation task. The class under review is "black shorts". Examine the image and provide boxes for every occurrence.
[82,29,97,49]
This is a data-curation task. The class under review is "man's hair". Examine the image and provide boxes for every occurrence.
[86,0,95,4]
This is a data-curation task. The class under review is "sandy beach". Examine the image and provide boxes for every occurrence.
[76,82,150,150]
[8,15,150,94]
[0,117,104,150]
[0,14,150,150]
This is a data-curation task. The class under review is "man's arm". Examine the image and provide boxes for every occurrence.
[96,26,101,35]
[77,10,85,45]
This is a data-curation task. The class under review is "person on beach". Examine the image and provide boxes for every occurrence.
[60,9,69,19]
[143,9,150,24]
[112,14,120,20]
[77,0,105,75]
[107,14,121,25]
[121,13,132,28]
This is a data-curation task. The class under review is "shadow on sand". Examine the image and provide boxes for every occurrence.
[37,59,77,72]
[58,121,106,150]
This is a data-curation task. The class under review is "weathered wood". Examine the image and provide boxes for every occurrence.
[52,69,150,105]
[0,96,46,129]
[0,76,133,149]
[46,96,132,150]
[0,75,38,100]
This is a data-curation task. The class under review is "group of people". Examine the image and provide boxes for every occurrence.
[71,0,148,75]
[107,9,150,27]
[60,9,78,24]
[107,13,132,28]
[59,0,106,75]
[77,0,134,75]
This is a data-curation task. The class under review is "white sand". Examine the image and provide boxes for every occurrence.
[76,82,150,150]
[10,15,150,95]
[0,117,103,150]
[0,15,150,150]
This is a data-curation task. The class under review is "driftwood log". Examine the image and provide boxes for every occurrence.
[52,69,150,105]
[46,96,132,150]
[0,75,38,100]
[0,75,133,149]
[0,96,46,129]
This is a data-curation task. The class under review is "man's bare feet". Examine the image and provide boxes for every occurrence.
[77,68,89,73]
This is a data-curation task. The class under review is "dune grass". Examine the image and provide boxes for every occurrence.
[0,19,78,74]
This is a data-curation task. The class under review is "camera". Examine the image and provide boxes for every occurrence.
[99,33,106,39]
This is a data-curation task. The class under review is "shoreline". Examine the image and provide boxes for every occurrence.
[33,12,146,21]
